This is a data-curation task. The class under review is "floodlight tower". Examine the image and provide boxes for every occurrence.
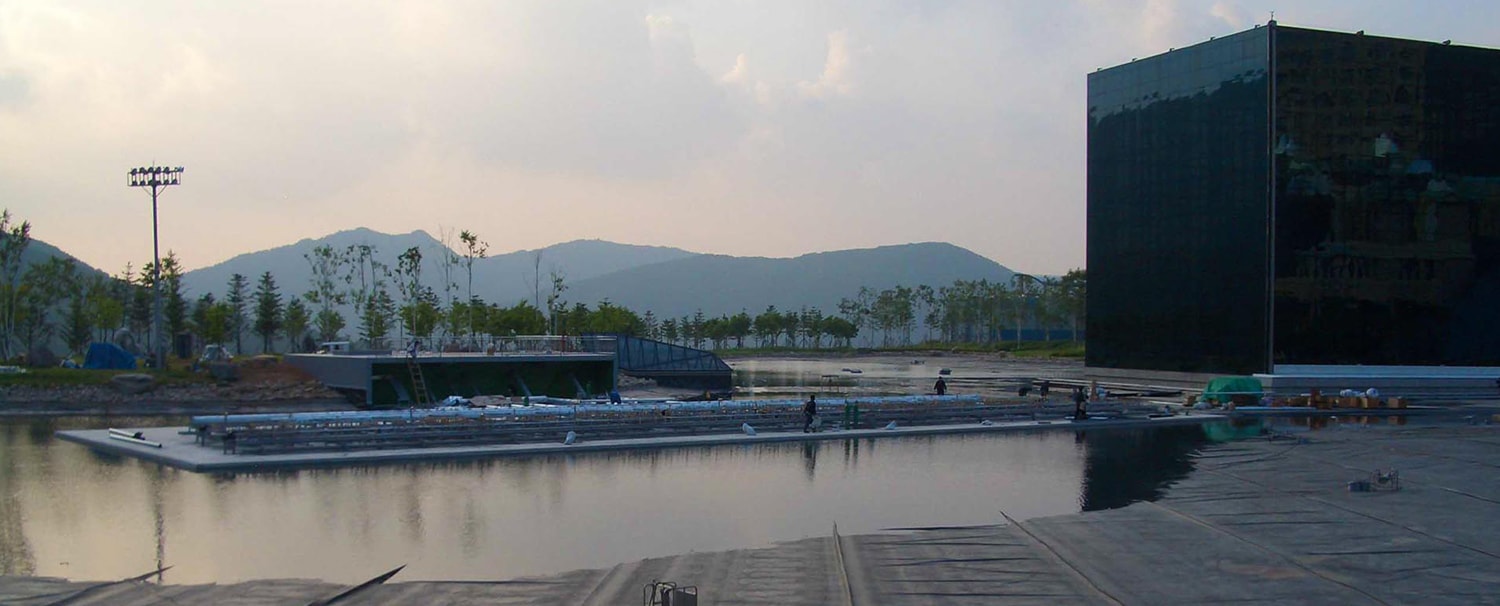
[128,166,183,370]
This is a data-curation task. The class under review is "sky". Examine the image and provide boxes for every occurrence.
[1,1,1496,276]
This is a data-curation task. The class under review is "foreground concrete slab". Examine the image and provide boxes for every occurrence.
[11,424,1500,605]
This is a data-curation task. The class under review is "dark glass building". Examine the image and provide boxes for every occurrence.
[1087,23,1500,375]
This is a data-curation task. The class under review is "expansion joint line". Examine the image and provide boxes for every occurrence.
[1203,462,1500,563]
[1309,433,1500,472]
[1141,500,1392,605]
[832,523,856,606]
[998,510,1123,606]
[35,566,172,606]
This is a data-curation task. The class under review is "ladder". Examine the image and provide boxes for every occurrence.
[406,356,432,407]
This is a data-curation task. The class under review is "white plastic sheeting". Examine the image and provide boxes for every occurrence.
[190,394,982,427]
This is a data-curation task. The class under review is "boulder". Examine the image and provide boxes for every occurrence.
[206,362,239,382]
[112,328,141,354]
[111,373,156,395]
[243,355,279,369]
[27,346,58,368]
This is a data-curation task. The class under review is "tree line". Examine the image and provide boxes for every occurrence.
[633,271,1086,350]
[0,209,1085,361]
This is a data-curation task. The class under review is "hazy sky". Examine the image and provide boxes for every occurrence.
[1,1,1494,275]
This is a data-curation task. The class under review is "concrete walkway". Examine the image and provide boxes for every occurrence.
[55,413,1215,472]
[8,423,1500,604]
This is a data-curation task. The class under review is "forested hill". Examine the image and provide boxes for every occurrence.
[176,229,1013,321]
[21,239,107,278]
[182,228,447,299]
[181,229,697,303]
[564,242,1014,320]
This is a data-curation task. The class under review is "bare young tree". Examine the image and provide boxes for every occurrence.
[304,244,347,343]
[459,230,488,338]
[547,268,567,335]
[395,246,424,346]
[0,210,32,358]
[435,227,462,343]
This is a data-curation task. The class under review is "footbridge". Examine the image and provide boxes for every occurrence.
[613,335,733,391]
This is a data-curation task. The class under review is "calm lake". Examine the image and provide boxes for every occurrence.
[2,357,1212,585]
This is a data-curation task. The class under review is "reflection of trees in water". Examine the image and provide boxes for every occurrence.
[1077,425,1209,512]
[0,424,37,574]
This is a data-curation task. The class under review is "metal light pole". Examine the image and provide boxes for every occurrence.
[128,166,183,370]
[1012,273,1036,345]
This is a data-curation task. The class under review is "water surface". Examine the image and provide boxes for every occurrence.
[1,415,1210,584]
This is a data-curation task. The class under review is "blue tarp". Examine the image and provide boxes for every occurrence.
[83,342,137,370]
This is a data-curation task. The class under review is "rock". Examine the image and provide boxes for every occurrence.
[206,362,239,382]
[243,355,279,369]
[112,328,141,354]
[111,373,156,395]
[26,347,58,368]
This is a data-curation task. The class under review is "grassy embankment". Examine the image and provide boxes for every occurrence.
[0,358,216,388]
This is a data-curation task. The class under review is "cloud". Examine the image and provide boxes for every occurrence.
[0,71,28,108]
[721,53,748,85]
[798,30,857,99]
[1210,2,1255,28]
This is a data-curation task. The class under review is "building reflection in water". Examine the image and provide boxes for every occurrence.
[1076,421,1256,511]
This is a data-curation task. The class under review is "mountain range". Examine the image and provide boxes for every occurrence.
[39,227,1015,320]
[19,239,105,278]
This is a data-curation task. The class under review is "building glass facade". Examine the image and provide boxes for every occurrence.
[1088,23,1500,374]
[1087,27,1272,373]
[1272,26,1500,366]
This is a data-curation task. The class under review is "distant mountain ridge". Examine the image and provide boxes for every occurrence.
[19,239,107,278]
[167,228,1013,321]
[181,228,700,305]
[182,228,446,299]
[566,242,1014,320]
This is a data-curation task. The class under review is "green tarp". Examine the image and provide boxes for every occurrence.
[1203,376,1263,404]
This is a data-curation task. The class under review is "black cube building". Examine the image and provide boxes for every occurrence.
[1087,22,1500,385]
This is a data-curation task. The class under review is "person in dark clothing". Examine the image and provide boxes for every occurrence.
[803,395,818,433]
[1071,386,1088,420]
[934,377,947,396]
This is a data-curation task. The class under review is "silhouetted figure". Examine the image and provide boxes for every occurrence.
[934,377,947,396]
[1072,387,1088,420]
[1039,380,1051,398]
[843,399,860,429]
[803,395,818,433]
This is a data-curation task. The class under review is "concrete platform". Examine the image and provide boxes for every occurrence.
[13,424,1500,604]
[56,414,1224,472]
[284,348,617,406]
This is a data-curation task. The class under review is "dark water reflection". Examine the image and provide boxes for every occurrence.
[1077,424,1213,511]
[1,415,1232,584]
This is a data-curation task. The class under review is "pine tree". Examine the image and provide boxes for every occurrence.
[161,252,188,354]
[253,271,283,353]
[226,273,249,354]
